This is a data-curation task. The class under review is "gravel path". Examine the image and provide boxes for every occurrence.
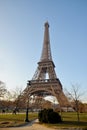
[0,119,83,130]
[0,119,55,130]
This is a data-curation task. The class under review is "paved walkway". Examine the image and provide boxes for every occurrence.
[0,119,55,130]
[0,119,83,130]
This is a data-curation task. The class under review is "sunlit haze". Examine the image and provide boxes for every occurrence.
[0,0,87,102]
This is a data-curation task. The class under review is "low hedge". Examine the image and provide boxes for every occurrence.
[38,108,62,124]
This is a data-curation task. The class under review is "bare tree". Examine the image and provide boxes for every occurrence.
[11,86,23,111]
[0,81,7,98]
[65,84,84,122]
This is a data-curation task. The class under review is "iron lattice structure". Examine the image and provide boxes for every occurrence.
[24,22,69,107]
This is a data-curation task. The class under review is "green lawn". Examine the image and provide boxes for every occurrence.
[45,112,87,129]
[0,112,87,128]
[0,112,38,127]
[62,112,87,122]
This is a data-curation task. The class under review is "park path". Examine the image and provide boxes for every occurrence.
[0,119,56,130]
[0,119,83,130]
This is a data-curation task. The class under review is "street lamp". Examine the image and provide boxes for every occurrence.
[25,81,31,122]
[25,98,29,122]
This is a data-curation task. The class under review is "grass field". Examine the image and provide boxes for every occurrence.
[0,112,38,127]
[45,112,87,129]
[0,112,87,128]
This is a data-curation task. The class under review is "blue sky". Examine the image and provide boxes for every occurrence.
[0,0,87,102]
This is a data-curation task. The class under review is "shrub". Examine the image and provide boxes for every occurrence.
[38,108,62,124]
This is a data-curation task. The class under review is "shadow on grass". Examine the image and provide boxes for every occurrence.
[45,121,87,129]
[62,121,87,127]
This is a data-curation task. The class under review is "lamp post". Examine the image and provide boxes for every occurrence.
[25,98,29,122]
[25,81,31,122]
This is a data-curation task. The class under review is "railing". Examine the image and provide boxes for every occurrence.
[28,78,62,85]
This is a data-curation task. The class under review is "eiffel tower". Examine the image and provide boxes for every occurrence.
[25,22,69,107]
